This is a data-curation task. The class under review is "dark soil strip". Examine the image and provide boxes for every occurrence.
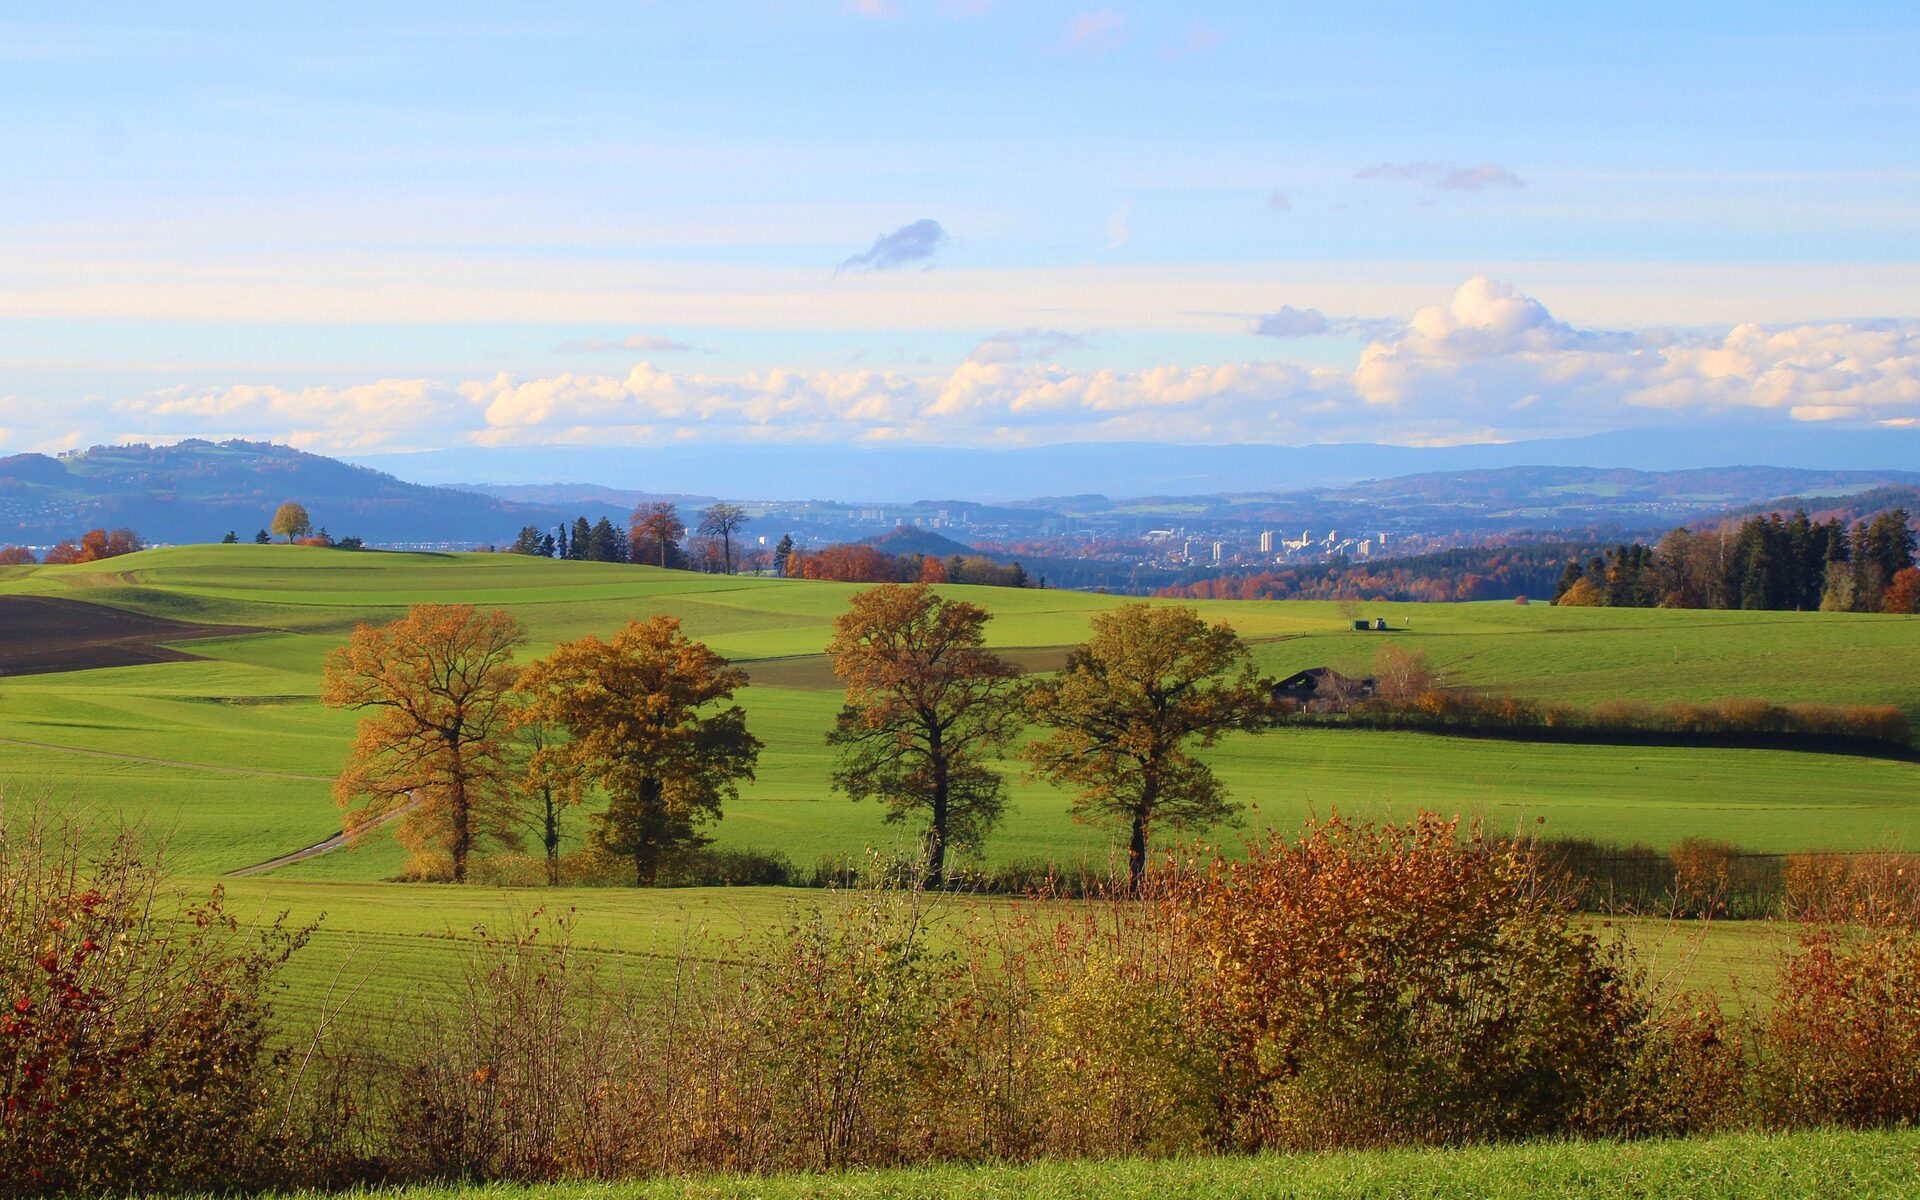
[0,595,258,676]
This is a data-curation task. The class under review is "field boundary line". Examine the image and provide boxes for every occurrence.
[0,735,333,781]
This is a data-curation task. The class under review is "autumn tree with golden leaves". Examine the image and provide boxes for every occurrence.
[516,616,759,885]
[1024,603,1269,889]
[825,583,1026,885]
[322,604,527,882]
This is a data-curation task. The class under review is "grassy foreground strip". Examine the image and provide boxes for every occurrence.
[252,1130,1920,1200]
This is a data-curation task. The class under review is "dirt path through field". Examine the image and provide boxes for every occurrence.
[224,804,412,877]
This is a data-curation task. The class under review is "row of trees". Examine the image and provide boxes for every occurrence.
[0,527,144,566]
[785,545,1031,587]
[1555,508,1919,612]
[501,503,1036,589]
[505,502,755,574]
[324,589,1271,889]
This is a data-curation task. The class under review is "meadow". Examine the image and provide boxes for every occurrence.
[6,548,1918,1193]
[4,544,1919,884]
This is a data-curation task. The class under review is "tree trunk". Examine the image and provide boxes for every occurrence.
[928,777,948,888]
[449,742,470,884]
[1128,776,1155,893]
[542,785,560,887]
[1127,812,1148,893]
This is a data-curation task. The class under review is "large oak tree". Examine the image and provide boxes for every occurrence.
[825,583,1026,885]
[1023,603,1269,889]
[322,604,526,882]
[516,616,759,885]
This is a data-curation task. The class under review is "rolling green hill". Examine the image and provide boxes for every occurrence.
[3,543,1918,883]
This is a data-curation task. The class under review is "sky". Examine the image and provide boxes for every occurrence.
[2,2,1917,457]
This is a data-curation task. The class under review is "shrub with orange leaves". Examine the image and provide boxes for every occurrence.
[1178,814,1654,1148]
[1761,926,1920,1127]
[0,801,308,1195]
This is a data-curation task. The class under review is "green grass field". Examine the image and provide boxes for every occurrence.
[208,876,1790,1032]
[3,544,1915,1020]
[219,1128,1920,1199]
[5,544,1918,881]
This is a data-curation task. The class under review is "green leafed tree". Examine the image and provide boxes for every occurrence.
[825,583,1026,885]
[1023,603,1270,889]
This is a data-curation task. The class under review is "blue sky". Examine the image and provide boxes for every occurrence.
[2,2,1916,454]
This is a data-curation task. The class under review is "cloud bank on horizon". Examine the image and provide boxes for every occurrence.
[33,278,1913,455]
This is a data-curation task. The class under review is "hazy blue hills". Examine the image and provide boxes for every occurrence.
[3,437,1915,552]
[347,426,1920,503]
[0,440,601,546]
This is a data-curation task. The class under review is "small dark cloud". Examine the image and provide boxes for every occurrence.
[1267,190,1292,211]
[1355,160,1524,191]
[967,328,1089,364]
[1253,307,1400,341]
[559,333,700,353]
[1254,306,1331,338]
[838,218,950,272]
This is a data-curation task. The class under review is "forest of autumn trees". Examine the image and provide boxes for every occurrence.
[1554,508,1918,613]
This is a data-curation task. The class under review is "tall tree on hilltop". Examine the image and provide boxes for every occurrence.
[322,604,526,883]
[569,517,592,561]
[1024,603,1270,889]
[773,533,794,576]
[508,525,543,555]
[271,501,312,543]
[697,502,749,574]
[630,502,686,570]
[825,583,1026,886]
[516,616,759,885]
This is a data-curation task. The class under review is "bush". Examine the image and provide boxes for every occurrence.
[0,804,306,1196]
[1177,815,1659,1148]
[1760,928,1920,1127]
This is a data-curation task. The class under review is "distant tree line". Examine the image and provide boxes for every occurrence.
[785,543,1033,587]
[1555,508,1919,613]
[503,501,761,574]
[1160,541,1601,603]
[0,527,145,566]
[498,500,1036,588]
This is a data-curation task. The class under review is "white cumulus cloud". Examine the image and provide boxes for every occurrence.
[42,278,1920,454]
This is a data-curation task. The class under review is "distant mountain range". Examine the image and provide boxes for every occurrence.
[3,438,1915,553]
[0,440,628,546]
[1041,465,1920,537]
[347,426,1920,503]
